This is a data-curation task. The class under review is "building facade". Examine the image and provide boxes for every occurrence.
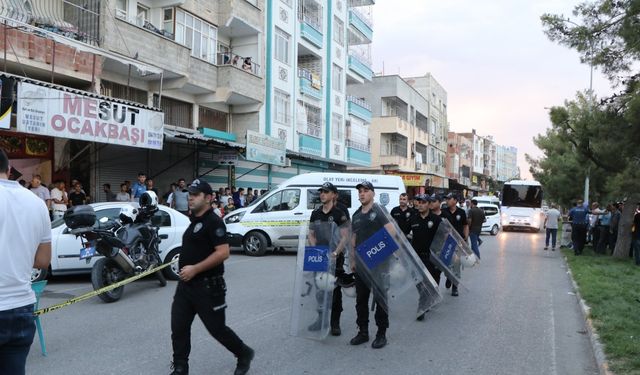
[496,144,518,182]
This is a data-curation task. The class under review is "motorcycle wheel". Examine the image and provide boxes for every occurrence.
[92,258,125,303]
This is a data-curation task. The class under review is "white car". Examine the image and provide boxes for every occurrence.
[32,203,190,282]
[478,203,501,235]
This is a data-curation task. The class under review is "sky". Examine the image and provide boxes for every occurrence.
[371,0,612,179]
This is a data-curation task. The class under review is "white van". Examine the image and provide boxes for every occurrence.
[225,173,406,256]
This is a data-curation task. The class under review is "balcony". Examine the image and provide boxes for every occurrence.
[298,16,323,48]
[299,133,323,156]
[348,54,373,81]
[348,8,373,43]
[346,140,371,166]
[347,96,372,123]
[215,64,264,105]
[218,0,263,37]
[348,0,375,6]
[298,68,323,101]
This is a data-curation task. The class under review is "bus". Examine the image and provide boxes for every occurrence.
[500,180,544,232]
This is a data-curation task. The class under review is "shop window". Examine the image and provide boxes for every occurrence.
[153,95,192,128]
[199,107,228,132]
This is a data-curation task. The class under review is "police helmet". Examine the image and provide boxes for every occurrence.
[461,253,478,268]
[139,190,158,208]
[119,205,139,224]
[315,272,337,291]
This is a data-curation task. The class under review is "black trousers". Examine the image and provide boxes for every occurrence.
[171,277,244,364]
[571,224,587,254]
[331,253,345,326]
[596,226,609,254]
[354,272,388,332]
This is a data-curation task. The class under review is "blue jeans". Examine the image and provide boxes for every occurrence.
[545,228,558,248]
[469,232,481,258]
[0,304,36,375]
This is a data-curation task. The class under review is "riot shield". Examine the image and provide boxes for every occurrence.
[290,220,349,340]
[429,219,478,288]
[353,204,442,319]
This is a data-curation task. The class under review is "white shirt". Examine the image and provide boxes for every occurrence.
[0,179,52,311]
[50,187,68,212]
[545,209,561,229]
[31,185,50,202]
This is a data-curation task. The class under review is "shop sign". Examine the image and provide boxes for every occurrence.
[246,130,286,166]
[17,82,164,150]
[396,173,427,186]
[0,130,53,159]
[214,151,238,166]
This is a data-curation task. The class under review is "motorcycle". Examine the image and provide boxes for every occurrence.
[64,203,167,303]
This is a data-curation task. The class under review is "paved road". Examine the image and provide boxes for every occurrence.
[26,231,598,375]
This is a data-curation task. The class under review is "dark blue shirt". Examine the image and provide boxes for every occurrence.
[569,206,589,225]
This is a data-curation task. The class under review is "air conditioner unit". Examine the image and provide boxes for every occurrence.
[284,158,292,167]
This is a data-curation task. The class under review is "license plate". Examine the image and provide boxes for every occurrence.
[80,246,96,260]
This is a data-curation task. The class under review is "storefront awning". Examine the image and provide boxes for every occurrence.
[163,127,245,149]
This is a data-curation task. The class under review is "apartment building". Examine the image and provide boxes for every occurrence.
[496,144,518,182]
[446,131,472,191]
[256,0,375,188]
[0,0,266,198]
[347,74,448,195]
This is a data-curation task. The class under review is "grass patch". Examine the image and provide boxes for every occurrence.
[562,245,640,374]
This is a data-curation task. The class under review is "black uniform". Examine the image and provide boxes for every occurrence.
[171,209,248,368]
[410,212,443,285]
[351,204,390,333]
[441,206,468,238]
[309,205,349,328]
[390,205,416,236]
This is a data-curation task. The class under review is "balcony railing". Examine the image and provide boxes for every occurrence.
[346,139,370,152]
[300,122,322,138]
[298,68,322,100]
[216,52,261,76]
[350,7,372,28]
[0,0,101,46]
[346,95,371,111]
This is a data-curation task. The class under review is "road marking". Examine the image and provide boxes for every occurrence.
[549,289,558,375]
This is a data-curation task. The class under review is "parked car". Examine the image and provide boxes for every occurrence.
[31,202,190,282]
[478,203,501,235]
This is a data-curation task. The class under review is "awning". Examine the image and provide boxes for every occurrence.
[163,127,245,149]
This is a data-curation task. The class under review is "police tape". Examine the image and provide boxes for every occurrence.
[34,260,177,316]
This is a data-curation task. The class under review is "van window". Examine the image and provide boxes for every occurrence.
[254,189,301,212]
[307,189,352,210]
[482,206,499,216]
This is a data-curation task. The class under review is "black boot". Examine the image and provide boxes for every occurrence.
[234,345,255,375]
[371,329,387,349]
[349,329,369,345]
[330,320,341,336]
[170,361,188,375]
[451,285,459,297]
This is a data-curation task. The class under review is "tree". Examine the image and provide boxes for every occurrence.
[538,1,640,257]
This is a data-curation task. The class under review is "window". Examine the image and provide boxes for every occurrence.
[332,64,342,92]
[100,80,148,105]
[333,16,344,46]
[175,10,217,63]
[274,90,291,125]
[93,208,122,229]
[199,107,228,132]
[136,4,149,27]
[153,95,192,128]
[163,8,174,35]
[331,113,342,141]
[275,28,290,64]
[151,210,172,227]
[256,189,300,212]
[307,189,351,210]
[298,101,321,137]
[115,0,127,19]
[281,0,292,6]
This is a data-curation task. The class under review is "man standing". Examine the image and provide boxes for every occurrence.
[50,180,69,220]
[68,182,87,207]
[409,194,442,321]
[0,148,52,375]
[170,179,254,375]
[441,193,468,297]
[467,199,485,258]
[569,199,590,255]
[543,204,562,251]
[609,202,622,252]
[307,182,350,336]
[103,183,117,202]
[131,172,147,201]
[146,178,159,196]
[349,181,396,349]
[116,183,131,202]
[172,178,189,216]
[30,174,51,211]
[390,193,415,237]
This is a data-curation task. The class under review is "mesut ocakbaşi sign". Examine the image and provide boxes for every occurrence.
[17,82,165,150]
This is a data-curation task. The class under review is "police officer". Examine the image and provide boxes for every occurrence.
[441,193,468,297]
[409,194,442,320]
[307,182,350,336]
[170,179,254,375]
[568,199,589,255]
[349,181,396,349]
[390,193,416,237]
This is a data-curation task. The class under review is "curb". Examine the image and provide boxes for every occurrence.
[563,256,613,375]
